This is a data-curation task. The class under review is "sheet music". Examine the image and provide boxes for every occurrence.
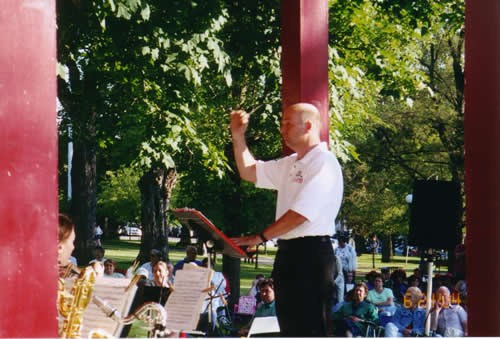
[60,276,137,338]
[247,316,280,337]
[165,267,213,331]
[81,276,137,338]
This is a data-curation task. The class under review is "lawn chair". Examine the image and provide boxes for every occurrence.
[361,320,385,337]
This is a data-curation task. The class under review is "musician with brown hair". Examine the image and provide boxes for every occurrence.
[58,214,77,278]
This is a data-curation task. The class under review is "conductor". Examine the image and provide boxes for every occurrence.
[230,103,343,336]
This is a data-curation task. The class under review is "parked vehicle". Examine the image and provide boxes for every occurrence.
[118,224,142,236]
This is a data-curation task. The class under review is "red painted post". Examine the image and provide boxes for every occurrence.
[281,0,329,155]
[0,1,58,337]
[464,0,500,336]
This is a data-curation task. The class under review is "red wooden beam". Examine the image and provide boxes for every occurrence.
[464,0,500,336]
[281,0,329,155]
[0,1,58,336]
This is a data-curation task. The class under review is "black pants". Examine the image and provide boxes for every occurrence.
[272,236,336,337]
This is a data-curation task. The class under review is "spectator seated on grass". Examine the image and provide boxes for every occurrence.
[366,273,398,317]
[89,246,106,265]
[430,286,468,337]
[384,287,426,337]
[172,245,202,277]
[332,282,379,337]
[103,258,125,278]
[381,267,393,289]
[237,278,277,337]
[365,270,378,291]
[390,269,408,304]
[407,274,422,290]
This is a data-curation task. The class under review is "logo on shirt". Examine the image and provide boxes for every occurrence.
[294,170,303,183]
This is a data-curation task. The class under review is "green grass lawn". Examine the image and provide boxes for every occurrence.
[102,239,424,294]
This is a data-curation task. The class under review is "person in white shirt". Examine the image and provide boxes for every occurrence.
[335,232,357,277]
[431,286,468,337]
[229,103,343,337]
[103,259,125,278]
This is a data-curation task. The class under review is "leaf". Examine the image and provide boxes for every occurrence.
[117,3,131,20]
[56,62,68,82]
[140,5,151,21]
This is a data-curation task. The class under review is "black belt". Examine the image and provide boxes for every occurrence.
[277,236,331,250]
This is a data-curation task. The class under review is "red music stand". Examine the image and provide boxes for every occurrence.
[171,207,248,259]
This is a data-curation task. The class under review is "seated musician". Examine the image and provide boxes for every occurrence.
[120,260,172,337]
[58,214,77,278]
[332,282,379,337]
[237,278,277,337]
[104,258,125,278]
[384,287,426,337]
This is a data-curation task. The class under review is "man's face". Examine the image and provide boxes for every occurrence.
[58,229,75,265]
[437,289,450,306]
[259,284,275,304]
[280,108,306,150]
[104,262,115,275]
[186,248,197,261]
[374,277,384,290]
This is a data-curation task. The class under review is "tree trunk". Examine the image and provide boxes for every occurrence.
[70,117,97,265]
[381,233,392,263]
[137,168,177,263]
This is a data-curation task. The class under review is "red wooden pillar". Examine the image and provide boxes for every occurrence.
[281,0,329,155]
[0,1,58,337]
[464,0,500,336]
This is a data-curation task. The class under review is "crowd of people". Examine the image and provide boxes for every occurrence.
[59,214,468,337]
[332,262,468,337]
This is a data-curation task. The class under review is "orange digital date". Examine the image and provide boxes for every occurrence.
[403,290,461,308]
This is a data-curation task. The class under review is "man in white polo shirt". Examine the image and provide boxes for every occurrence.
[230,103,343,337]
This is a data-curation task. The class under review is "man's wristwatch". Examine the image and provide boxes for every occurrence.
[259,232,268,243]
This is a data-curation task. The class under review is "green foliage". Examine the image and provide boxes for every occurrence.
[334,0,465,240]
[97,167,141,225]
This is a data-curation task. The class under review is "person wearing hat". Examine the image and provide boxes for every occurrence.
[384,287,426,337]
[335,232,357,279]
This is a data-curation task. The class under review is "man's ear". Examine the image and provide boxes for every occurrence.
[304,120,313,132]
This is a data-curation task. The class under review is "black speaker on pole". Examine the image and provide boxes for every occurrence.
[408,180,462,250]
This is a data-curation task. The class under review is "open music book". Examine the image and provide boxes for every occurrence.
[164,265,213,332]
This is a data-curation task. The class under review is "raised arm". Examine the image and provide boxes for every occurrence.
[230,110,257,183]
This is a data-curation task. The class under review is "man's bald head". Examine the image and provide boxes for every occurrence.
[285,103,322,129]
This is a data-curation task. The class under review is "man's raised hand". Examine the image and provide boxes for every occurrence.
[230,110,250,138]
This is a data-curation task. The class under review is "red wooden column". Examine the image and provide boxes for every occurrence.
[0,1,59,337]
[464,0,500,336]
[281,0,329,155]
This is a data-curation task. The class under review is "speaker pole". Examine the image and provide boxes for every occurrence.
[424,250,434,336]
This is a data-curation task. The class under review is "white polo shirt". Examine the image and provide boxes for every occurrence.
[255,142,343,240]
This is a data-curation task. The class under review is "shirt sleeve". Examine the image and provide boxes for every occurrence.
[255,159,285,190]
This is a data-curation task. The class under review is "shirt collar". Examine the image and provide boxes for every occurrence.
[295,142,328,164]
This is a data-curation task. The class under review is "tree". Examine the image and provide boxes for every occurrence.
[57,0,232,263]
